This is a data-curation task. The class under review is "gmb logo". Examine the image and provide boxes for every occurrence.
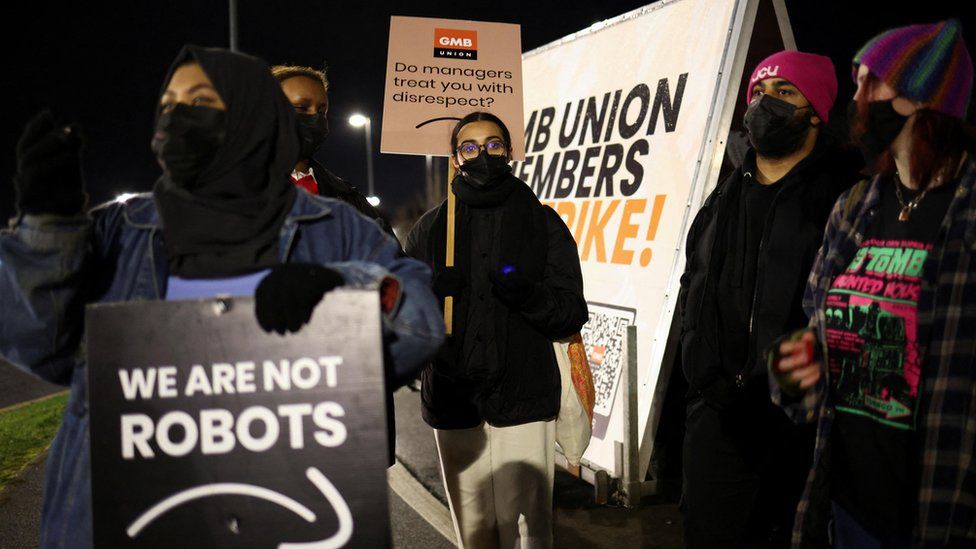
[434,28,478,60]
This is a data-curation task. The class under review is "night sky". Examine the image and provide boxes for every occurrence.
[3,1,973,224]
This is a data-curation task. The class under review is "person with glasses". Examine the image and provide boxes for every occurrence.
[405,111,588,549]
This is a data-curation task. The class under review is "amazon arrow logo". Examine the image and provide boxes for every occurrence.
[126,467,353,548]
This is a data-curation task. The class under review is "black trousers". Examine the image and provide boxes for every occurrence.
[681,381,816,549]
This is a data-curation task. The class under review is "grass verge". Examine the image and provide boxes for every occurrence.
[0,393,67,491]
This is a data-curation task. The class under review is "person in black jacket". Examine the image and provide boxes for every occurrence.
[405,112,587,549]
[273,64,402,462]
[271,64,394,236]
[677,51,863,548]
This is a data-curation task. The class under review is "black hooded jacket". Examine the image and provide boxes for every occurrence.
[677,141,863,405]
[308,158,396,239]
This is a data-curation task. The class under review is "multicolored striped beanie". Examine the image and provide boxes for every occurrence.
[853,19,973,119]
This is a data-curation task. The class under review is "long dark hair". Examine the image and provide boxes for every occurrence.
[852,72,975,189]
[450,111,512,154]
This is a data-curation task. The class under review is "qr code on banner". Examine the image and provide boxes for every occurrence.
[580,303,636,439]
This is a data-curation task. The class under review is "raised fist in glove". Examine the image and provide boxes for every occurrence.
[14,110,87,216]
[488,266,538,307]
[255,263,345,335]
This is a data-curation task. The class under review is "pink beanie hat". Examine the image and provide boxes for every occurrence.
[745,50,838,123]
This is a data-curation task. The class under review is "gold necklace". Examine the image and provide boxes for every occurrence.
[893,171,943,222]
[894,181,929,221]
[892,153,965,221]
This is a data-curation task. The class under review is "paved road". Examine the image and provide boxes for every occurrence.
[392,388,683,548]
[0,454,46,549]
[0,359,61,411]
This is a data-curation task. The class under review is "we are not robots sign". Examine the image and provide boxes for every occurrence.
[87,291,388,547]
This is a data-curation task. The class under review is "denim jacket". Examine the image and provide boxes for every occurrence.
[0,189,445,548]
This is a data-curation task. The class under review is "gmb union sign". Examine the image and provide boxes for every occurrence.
[434,28,478,60]
[86,290,388,547]
[381,15,525,159]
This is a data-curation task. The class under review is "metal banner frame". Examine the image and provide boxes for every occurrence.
[545,0,796,505]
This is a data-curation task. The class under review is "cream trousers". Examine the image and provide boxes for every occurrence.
[434,420,556,549]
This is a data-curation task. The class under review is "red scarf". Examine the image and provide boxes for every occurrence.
[291,172,318,195]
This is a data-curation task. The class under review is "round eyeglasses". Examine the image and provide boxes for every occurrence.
[456,140,508,161]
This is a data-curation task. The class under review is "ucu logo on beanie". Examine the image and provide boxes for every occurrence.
[744,51,838,123]
[752,65,780,83]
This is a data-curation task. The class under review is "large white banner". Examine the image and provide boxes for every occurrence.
[519,0,743,477]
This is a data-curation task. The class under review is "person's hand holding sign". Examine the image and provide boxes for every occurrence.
[255,263,345,334]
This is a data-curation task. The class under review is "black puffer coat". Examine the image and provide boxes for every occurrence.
[677,143,863,406]
[406,194,587,429]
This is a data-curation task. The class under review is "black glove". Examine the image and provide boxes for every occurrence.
[488,267,538,307]
[14,111,87,216]
[255,263,345,335]
[432,267,463,299]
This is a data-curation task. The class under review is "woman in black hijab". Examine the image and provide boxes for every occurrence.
[0,46,443,547]
[152,45,300,279]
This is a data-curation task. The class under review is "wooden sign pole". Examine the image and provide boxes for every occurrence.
[444,162,457,335]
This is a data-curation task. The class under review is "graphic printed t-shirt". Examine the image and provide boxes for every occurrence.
[826,175,957,537]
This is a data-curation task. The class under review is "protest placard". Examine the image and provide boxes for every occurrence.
[87,290,387,547]
[381,15,525,160]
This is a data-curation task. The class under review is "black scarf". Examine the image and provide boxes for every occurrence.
[153,45,299,278]
[427,174,549,388]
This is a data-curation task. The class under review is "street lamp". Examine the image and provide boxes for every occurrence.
[348,113,376,205]
[348,113,368,128]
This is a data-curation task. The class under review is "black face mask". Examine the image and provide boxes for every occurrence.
[151,104,227,185]
[296,112,329,160]
[459,151,512,188]
[847,99,909,169]
[743,95,814,158]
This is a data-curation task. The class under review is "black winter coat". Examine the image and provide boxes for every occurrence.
[405,200,588,429]
[677,143,863,406]
[310,159,396,239]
